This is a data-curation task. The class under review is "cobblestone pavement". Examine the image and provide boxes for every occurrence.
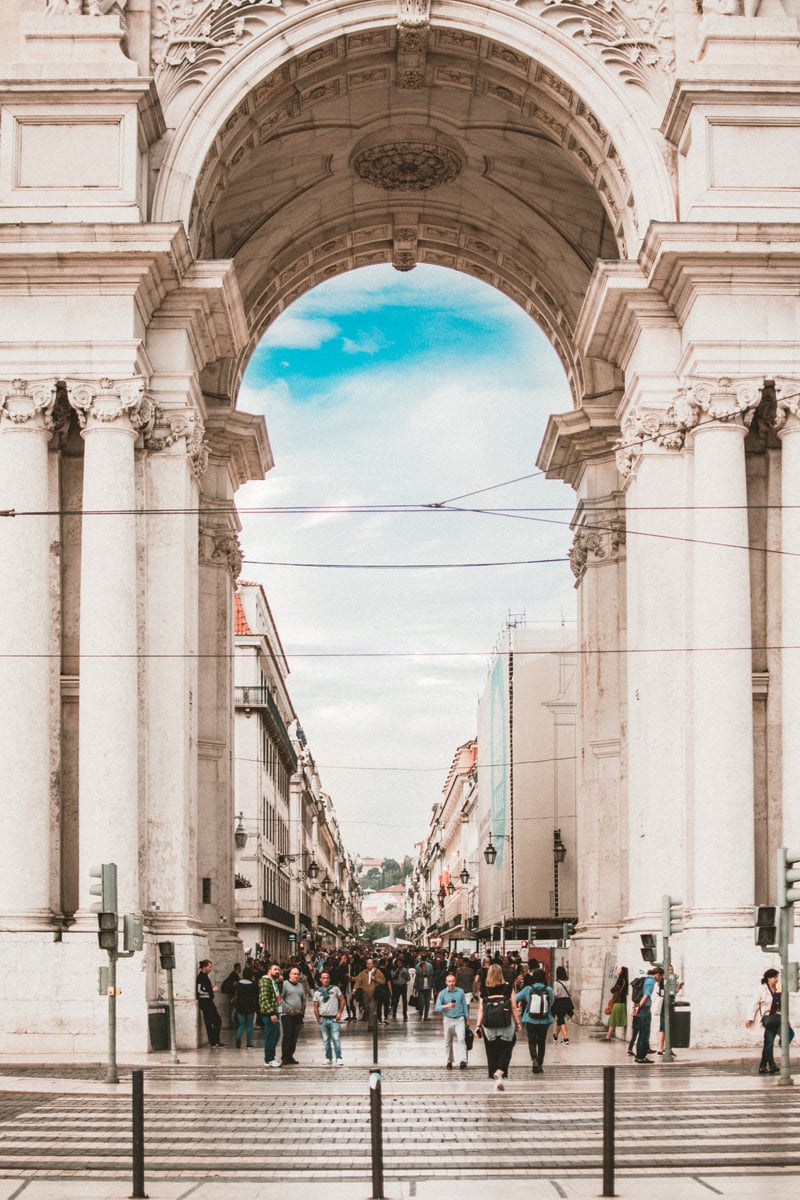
[0,1018,796,1196]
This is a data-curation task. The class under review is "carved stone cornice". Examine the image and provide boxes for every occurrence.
[615,404,685,477]
[0,379,56,431]
[569,513,626,582]
[145,405,210,479]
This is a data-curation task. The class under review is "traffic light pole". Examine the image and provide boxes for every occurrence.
[662,935,675,1064]
[779,903,793,1088]
[165,966,180,1065]
[106,948,118,1085]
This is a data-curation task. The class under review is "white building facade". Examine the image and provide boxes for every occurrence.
[1,1,798,1049]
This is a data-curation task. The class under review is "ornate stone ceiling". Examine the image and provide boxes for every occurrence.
[186,24,629,398]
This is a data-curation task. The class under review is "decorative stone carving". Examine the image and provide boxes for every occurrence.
[66,377,150,431]
[145,405,210,478]
[46,1,127,15]
[151,1,282,77]
[615,378,764,478]
[773,378,800,429]
[531,0,676,102]
[353,141,463,191]
[200,515,243,579]
[569,515,626,581]
[0,379,57,429]
[392,226,418,272]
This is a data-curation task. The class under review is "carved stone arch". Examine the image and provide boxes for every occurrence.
[152,2,676,248]
[151,1,674,412]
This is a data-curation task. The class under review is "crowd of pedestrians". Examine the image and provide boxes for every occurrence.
[198,950,796,1079]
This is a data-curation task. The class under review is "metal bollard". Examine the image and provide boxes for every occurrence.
[602,1065,615,1197]
[369,1069,384,1200]
[373,1016,379,1065]
[131,1068,148,1199]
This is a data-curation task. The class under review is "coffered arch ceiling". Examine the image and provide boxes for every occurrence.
[170,20,673,401]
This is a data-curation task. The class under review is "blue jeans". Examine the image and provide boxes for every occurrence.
[236,1011,254,1046]
[263,1014,280,1063]
[762,1022,795,1068]
[636,1007,652,1059]
[319,1017,342,1061]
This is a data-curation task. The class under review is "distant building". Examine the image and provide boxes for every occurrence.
[476,624,577,946]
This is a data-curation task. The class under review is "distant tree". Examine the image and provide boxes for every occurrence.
[361,921,389,942]
[401,855,414,878]
[381,858,402,886]
[364,867,383,890]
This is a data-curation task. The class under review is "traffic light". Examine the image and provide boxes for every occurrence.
[562,920,577,941]
[777,846,800,907]
[97,911,118,951]
[123,914,144,953]
[158,941,176,970]
[755,905,777,948]
[662,894,683,939]
[89,863,117,915]
[640,933,657,962]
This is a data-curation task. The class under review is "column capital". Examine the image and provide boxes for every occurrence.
[199,508,243,581]
[675,375,760,431]
[569,510,626,583]
[773,377,800,434]
[615,375,765,479]
[144,404,209,479]
[66,376,151,434]
[0,378,56,432]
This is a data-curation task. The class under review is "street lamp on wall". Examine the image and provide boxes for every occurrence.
[553,828,567,917]
[234,813,248,850]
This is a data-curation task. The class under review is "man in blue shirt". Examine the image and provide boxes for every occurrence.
[434,972,470,1069]
[634,967,658,1063]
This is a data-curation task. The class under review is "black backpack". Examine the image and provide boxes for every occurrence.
[483,993,511,1028]
[631,976,646,1006]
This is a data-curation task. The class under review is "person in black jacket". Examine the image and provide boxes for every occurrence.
[233,967,259,1048]
[196,960,223,1047]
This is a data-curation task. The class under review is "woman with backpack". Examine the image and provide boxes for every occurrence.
[475,962,522,1089]
[515,967,554,1074]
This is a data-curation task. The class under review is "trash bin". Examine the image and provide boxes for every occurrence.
[148,1003,170,1051]
[670,1000,691,1049]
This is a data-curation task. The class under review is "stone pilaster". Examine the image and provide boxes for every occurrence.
[0,379,56,928]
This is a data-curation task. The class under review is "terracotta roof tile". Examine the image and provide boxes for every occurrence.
[234,592,252,636]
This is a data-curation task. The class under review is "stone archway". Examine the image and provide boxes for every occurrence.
[2,1,800,1051]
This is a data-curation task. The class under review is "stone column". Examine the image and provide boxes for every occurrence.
[0,380,55,927]
[622,426,689,918]
[70,378,145,917]
[777,399,800,859]
[142,409,204,918]
[687,384,755,913]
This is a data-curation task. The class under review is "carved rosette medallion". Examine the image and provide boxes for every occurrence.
[353,141,463,191]
[569,515,626,582]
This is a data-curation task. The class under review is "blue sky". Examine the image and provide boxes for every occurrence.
[237,264,577,861]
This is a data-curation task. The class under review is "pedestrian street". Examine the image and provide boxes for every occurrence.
[0,1017,798,1190]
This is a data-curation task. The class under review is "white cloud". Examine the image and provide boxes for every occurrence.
[261,312,340,350]
[237,268,577,860]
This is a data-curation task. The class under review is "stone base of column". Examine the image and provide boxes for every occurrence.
[568,927,621,1028]
[0,925,221,1054]
[610,910,781,1049]
[0,910,61,933]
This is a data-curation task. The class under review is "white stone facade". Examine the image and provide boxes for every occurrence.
[1,0,799,1048]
